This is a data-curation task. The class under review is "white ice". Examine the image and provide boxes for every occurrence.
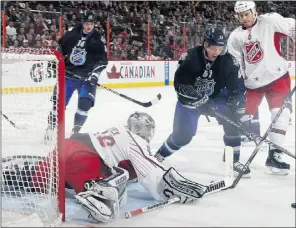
[2,86,295,227]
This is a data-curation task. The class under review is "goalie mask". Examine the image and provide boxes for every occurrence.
[127,112,155,143]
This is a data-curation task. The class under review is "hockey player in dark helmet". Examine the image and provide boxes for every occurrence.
[155,26,252,178]
[45,11,108,140]
[203,26,227,61]
[82,13,96,33]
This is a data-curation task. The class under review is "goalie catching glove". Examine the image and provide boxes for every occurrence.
[158,167,208,203]
[75,167,129,223]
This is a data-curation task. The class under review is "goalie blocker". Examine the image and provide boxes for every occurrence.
[2,112,226,223]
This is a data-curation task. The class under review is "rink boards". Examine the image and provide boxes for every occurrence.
[1,60,295,93]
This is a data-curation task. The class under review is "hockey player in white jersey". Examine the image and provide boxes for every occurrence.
[2,112,220,223]
[227,1,295,175]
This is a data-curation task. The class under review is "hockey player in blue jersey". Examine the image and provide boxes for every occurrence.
[154,27,251,177]
[45,13,107,141]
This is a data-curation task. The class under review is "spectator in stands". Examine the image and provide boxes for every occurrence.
[23,39,29,48]
[6,20,17,38]
[127,49,138,60]
[1,1,295,61]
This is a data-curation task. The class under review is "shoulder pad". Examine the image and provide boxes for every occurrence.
[222,52,240,67]
[258,12,281,23]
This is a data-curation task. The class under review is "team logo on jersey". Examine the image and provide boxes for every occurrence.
[194,77,216,97]
[70,47,87,66]
[244,41,263,64]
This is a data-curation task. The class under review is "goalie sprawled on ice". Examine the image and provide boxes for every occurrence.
[2,112,227,223]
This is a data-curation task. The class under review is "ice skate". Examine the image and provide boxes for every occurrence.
[265,148,290,175]
[223,150,251,178]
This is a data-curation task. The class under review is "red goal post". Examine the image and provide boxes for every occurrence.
[1,47,66,225]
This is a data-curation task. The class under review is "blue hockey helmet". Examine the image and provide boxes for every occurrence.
[204,27,226,47]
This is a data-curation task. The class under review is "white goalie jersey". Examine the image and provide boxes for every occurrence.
[227,13,295,89]
[88,125,167,201]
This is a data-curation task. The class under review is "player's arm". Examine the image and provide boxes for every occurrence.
[227,31,246,79]
[225,56,249,122]
[264,13,295,37]
[125,132,208,203]
[86,35,108,86]
[174,51,208,108]
[56,31,72,56]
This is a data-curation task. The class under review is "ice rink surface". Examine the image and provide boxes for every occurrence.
[2,86,296,227]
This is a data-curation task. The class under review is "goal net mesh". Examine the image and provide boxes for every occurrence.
[1,48,64,227]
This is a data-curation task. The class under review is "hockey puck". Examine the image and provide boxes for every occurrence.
[291,203,296,208]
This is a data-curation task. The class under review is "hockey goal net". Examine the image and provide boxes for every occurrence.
[1,48,65,226]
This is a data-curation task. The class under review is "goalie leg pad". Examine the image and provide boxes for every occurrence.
[75,183,119,223]
[158,167,208,204]
[75,167,129,223]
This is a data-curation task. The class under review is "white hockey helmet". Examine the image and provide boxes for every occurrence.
[127,112,155,143]
[234,1,256,14]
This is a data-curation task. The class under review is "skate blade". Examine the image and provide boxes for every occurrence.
[264,166,289,176]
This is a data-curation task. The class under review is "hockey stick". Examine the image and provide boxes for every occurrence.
[211,107,296,159]
[1,111,28,130]
[229,86,295,188]
[124,177,232,219]
[124,147,234,219]
[65,70,162,108]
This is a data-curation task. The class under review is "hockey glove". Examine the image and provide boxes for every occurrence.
[198,99,217,117]
[158,167,208,204]
[86,72,99,86]
[86,61,108,86]
[227,91,252,127]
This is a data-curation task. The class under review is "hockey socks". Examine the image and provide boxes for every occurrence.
[155,135,181,162]
[72,109,88,134]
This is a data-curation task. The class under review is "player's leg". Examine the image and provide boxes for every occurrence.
[265,73,291,174]
[244,87,265,131]
[154,101,201,162]
[241,110,261,142]
[213,92,251,177]
[72,81,97,134]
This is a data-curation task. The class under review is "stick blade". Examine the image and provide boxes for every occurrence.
[141,93,162,107]
[224,146,234,185]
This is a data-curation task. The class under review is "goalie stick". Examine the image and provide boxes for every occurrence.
[1,111,28,130]
[124,146,234,219]
[65,70,162,108]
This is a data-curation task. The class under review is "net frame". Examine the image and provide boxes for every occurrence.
[1,47,66,224]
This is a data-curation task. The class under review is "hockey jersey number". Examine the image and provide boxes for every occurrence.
[96,128,120,148]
